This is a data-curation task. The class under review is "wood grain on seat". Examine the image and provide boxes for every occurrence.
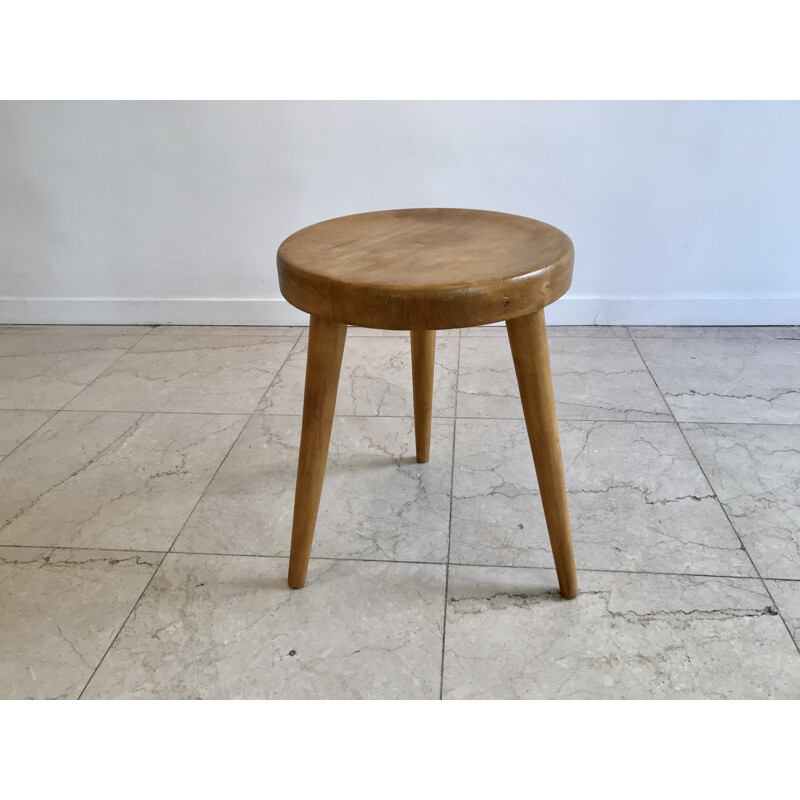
[277,208,574,330]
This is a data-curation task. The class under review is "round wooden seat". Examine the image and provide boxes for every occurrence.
[277,208,574,329]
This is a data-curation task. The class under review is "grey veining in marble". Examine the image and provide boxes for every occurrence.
[630,326,800,339]
[443,566,800,699]
[0,331,143,410]
[0,410,52,458]
[635,337,800,423]
[0,411,247,550]
[82,555,445,699]
[765,580,800,649]
[462,325,630,338]
[0,547,161,699]
[259,335,459,416]
[66,333,298,413]
[175,415,454,562]
[457,336,670,420]
[450,418,752,576]
[683,423,800,579]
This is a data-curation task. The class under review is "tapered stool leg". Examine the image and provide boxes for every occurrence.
[410,330,436,463]
[506,310,578,599]
[287,315,347,588]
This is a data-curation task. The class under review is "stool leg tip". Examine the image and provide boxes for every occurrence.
[287,572,306,590]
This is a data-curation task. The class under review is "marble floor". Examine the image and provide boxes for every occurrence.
[1,322,800,699]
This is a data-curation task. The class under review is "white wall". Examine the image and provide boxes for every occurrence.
[1,101,799,325]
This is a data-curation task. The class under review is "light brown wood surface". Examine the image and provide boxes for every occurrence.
[287,315,347,589]
[410,330,436,463]
[278,208,574,330]
[506,311,578,598]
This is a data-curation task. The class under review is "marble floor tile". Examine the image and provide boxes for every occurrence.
[150,325,304,337]
[457,336,670,421]
[0,331,143,410]
[82,554,445,699]
[0,409,52,458]
[462,325,629,338]
[0,547,161,699]
[0,411,247,550]
[2,325,153,336]
[259,335,459,416]
[634,337,800,423]
[443,566,800,699]
[765,580,800,649]
[450,418,752,576]
[682,423,800,579]
[66,333,297,413]
[175,415,453,562]
[630,326,800,340]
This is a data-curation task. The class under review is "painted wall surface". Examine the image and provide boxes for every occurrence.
[1,101,798,324]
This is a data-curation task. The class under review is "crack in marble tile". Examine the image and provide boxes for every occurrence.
[65,336,297,414]
[0,413,149,535]
[174,415,454,563]
[443,567,800,699]
[451,418,753,576]
[636,337,800,423]
[0,412,248,550]
[0,546,161,699]
[682,423,800,580]
[259,336,459,417]
[667,387,800,403]
[457,337,671,421]
[448,588,779,621]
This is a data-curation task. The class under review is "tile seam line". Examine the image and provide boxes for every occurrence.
[0,409,253,418]
[4,542,799,582]
[76,333,303,699]
[75,550,166,699]
[162,327,304,559]
[170,554,797,582]
[4,327,796,340]
[0,326,154,333]
[62,325,301,412]
[629,335,800,340]
[0,411,56,469]
[46,327,154,414]
[5,407,800,426]
[0,328,152,467]
[439,328,461,700]
[675,420,800,656]
[630,336,800,657]
[77,411,254,700]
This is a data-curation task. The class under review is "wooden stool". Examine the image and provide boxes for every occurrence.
[277,208,578,599]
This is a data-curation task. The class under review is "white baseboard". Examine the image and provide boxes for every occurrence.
[1,296,798,326]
